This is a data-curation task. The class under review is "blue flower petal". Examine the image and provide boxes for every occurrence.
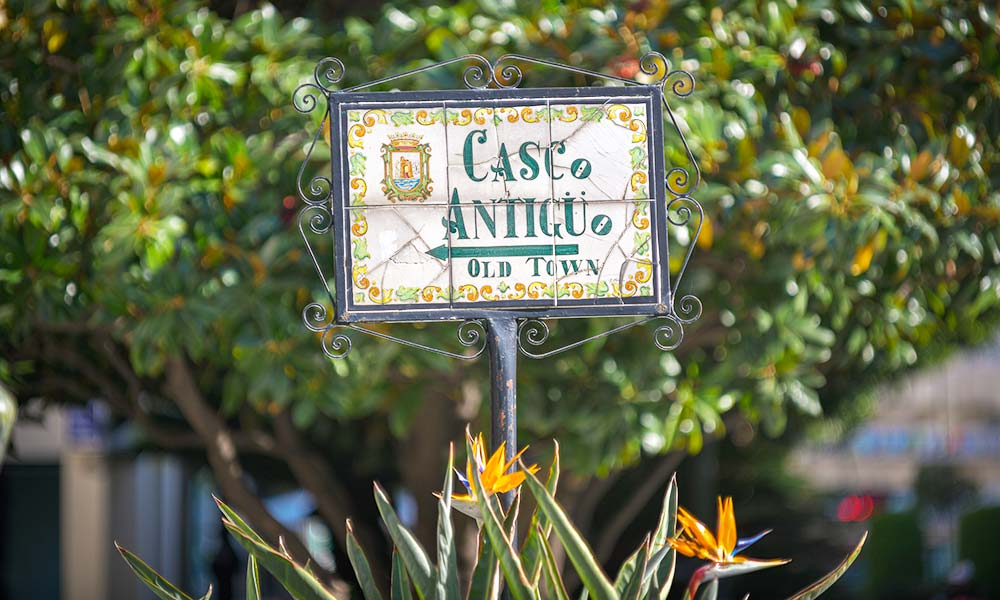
[733,529,772,555]
[454,467,472,494]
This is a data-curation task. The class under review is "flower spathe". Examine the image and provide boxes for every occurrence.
[447,431,539,521]
[669,496,790,597]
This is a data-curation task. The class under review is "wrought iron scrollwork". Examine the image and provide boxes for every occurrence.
[516,317,660,359]
[302,301,487,360]
[653,315,685,351]
[294,53,705,359]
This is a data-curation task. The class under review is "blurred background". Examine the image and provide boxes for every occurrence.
[1,0,999,599]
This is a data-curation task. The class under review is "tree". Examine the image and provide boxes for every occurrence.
[2,0,998,588]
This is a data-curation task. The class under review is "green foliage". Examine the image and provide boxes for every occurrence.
[2,0,998,482]
[958,506,1000,597]
[120,439,864,600]
[116,542,212,600]
[5,0,999,590]
[866,511,923,598]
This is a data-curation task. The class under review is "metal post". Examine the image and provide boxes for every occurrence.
[486,317,517,510]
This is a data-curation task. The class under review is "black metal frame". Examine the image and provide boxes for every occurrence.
[293,53,704,362]
[333,86,666,322]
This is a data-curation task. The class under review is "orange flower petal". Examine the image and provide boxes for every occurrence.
[493,471,526,493]
[717,497,737,556]
[502,445,530,473]
[677,506,718,551]
[667,537,716,561]
[481,442,507,490]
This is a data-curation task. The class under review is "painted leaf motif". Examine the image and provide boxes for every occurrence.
[391,111,414,126]
[353,239,371,261]
[350,153,367,176]
[630,146,648,170]
[581,106,604,121]
[396,286,420,302]
[635,232,651,255]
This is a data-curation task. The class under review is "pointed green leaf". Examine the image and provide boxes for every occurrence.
[785,532,867,600]
[521,462,616,600]
[246,555,261,600]
[373,482,435,599]
[346,520,383,600]
[522,441,560,584]
[536,525,570,600]
[221,522,338,600]
[619,538,649,600]
[391,549,414,600]
[649,476,678,599]
[115,542,206,600]
[435,445,460,600]
[214,497,267,545]
[467,437,535,600]
[468,533,499,600]
[613,545,643,596]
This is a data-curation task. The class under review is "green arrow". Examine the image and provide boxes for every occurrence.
[425,243,579,260]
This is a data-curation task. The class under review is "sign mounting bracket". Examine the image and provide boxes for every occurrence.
[292,52,704,470]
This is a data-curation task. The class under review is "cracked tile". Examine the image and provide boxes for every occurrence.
[447,199,557,306]
[548,100,653,202]
[346,205,451,306]
[444,102,553,205]
[550,199,658,303]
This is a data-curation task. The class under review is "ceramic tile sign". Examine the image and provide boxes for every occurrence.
[330,87,668,322]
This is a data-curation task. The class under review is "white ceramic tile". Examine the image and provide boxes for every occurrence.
[347,205,451,306]
[548,101,652,202]
[444,103,554,206]
[550,199,657,302]
[343,104,449,206]
[448,199,557,305]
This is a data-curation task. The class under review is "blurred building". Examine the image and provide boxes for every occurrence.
[0,402,192,600]
[790,341,1000,499]
[0,401,328,600]
[789,341,1000,585]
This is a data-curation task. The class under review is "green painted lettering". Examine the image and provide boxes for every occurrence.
[518,141,540,180]
[462,129,488,182]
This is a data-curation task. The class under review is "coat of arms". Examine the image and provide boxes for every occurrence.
[381,133,433,202]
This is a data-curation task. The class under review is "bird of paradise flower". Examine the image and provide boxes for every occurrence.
[668,496,790,600]
[440,430,539,522]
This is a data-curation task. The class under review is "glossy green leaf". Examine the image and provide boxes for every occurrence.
[116,542,208,600]
[522,440,560,584]
[648,476,678,599]
[391,550,414,600]
[373,482,435,599]
[618,537,649,600]
[217,505,338,600]
[521,461,616,600]
[468,533,499,600]
[785,532,867,599]
[467,437,536,600]
[536,524,570,600]
[346,520,383,600]
[246,555,261,600]
[435,444,460,600]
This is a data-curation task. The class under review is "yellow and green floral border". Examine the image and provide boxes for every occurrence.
[345,102,653,306]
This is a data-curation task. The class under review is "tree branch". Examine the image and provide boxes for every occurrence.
[594,451,684,563]
[162,356,321,574]
[273,410,389,589]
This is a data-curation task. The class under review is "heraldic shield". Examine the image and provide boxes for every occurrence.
[381,133,433,202]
